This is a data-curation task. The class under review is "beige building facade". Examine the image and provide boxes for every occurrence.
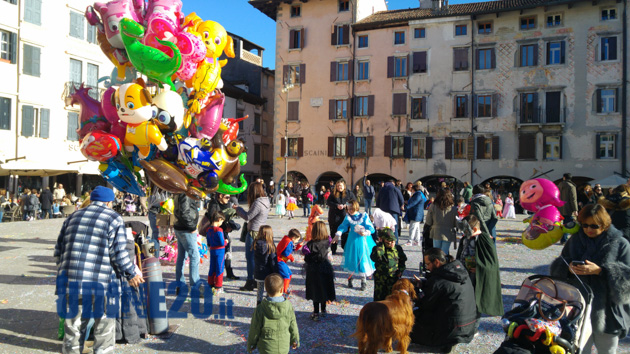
[252,0,628,191]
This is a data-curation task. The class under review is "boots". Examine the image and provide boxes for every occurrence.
[225,260,240,280]
[360,279,367,291]
[239,279,256,291]
[347,278,353,289]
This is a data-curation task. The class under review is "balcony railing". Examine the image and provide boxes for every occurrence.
[63,82,106,102]
[517,106,566,125]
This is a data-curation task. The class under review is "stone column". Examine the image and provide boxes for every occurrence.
[75,174,83,196]
[42,176,49,190]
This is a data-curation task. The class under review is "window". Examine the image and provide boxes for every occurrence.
[355,136,367,157]
[1,30,17,64]
[394,56,407,77]
[453,138,467,159]
[289,29,304,49]
[24,0,41,25]
[287,64,300,84]
[546,41,565,65]
[287,138,299,157]
[237,110,244,129]
[476,95,492,117]
[262,120,268,135]
[334,136,347,157]
[601,37,617,61]
[336,61,349,81]
[288,101,299,121]
[597,88,618,113]
[332,25,349,46]
[544,136,561,160]
[333,99,347,119]
[70,11,84,39]
[597,134,616,159]
[67,112,79,141]
[39,108,49,138]
[477,48,495,69]
[520,44,538,67]
[339,0,349,12]
[412,138,426,159]
[411,97,427,120]
[518,134,537,160]
[355,96,369,116]
[478,22,492,34]
[23,44,41,77]
[254,144,261,165]
[602,8,617,21]
[545,91,562,123]
[412,51,427,73]
[358,35,368,48]
[263,75,268,88]
[394,31,405,45]
[290,5,300,17]
[520,16,536,30]
[3,0,17,5]
[87,24,97,44]
[69,59,82,83]
[479,137,493,159]
[392,93,407,115]
[254,114,261,134]
[455,25,467,36]
[453,47,469,71]
[0,97,10,130]
[520,92,539,123]
[414,28,425,39]
[455,95,468,118]
[546,14,562,27]
[357,60,369,80]
[87,63,99,99]
[391,136,405,158]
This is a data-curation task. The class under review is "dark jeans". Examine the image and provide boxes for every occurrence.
[245,231,256,280]
[41,208,52,219]
[364,199,373,216]
[303,203,311,217]
[389,211,400,244]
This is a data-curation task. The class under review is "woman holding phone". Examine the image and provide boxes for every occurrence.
[550,204,630,354]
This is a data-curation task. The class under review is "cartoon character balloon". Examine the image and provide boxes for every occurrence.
[519,178,576,249]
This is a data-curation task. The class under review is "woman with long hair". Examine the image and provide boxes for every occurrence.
[425,188,458,255]
[326,180,355,255]
[235,182,270,291]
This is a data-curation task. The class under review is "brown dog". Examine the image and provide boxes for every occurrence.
[352,279,418,354]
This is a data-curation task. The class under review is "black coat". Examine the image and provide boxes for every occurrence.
[253,240,277,281]
[599,194,630,242]
[326,190,355,235]
[40,189,53,209]
[173,194,199,232]
[303,239,336,303]
[411,260,477,347]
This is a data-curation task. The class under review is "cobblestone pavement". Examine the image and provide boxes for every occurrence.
[0,208,628,354]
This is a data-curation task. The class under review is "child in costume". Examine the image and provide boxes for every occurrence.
[276,193,286,217]
[206,211,227,294]
[302,221,336,321]
[254,225,277,304]
[286,194,298,220]
[456,215,480,286]
[276,229,302,296]
[305,204,324,242]
[370,228,407,301]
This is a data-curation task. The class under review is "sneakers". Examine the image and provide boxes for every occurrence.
[310,312,320,321]
[213,287,224,295]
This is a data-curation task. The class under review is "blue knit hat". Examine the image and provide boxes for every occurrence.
[91,186,116,202]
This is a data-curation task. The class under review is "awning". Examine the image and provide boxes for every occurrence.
[0,159,80,177]
[589,174,628,188]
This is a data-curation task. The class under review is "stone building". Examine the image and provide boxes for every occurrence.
[250,0,629,195]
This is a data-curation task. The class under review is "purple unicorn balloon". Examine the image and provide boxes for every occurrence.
[65,83,111,140]
[101,87,127,141]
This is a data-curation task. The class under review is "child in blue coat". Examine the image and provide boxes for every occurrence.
[207,211,227,294]
[276,229,302,296]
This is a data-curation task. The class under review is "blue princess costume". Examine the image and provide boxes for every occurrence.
[335,212,376,277]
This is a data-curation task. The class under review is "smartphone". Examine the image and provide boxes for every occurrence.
[571,260,585,266]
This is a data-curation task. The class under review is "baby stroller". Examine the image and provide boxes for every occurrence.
[124,194,137,216]
[495,275,593,354]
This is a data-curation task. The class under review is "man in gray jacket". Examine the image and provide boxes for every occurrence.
[558,173,578,244]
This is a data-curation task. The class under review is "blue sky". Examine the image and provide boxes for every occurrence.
[183,0,479,69]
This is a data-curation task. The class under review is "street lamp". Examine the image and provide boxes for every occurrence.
[281,82,294,191]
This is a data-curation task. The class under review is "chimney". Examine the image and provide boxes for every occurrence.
[419,0,433,9]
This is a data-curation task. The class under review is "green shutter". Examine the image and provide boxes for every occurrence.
[23,45,31,75]
[21,105,34,137]
[40,108,49,138]
[0,97,11,130]
[32,46,40,77]
[68,112,78,141]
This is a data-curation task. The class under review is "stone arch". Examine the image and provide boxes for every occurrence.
[278,171,309,189]
[417,174,462,196]
[481,176,524,212]
[315,171,344,194]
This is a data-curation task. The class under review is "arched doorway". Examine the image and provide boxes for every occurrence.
[363,173,396,198]
[481,176,524,213]
[315,171,344,194]
[278,170,309,190]
[417,175,461,196]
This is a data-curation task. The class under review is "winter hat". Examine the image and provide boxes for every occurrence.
[90,186,116,202]
[378,228,396,242]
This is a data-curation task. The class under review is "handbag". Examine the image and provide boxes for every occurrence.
[240,221,248,242]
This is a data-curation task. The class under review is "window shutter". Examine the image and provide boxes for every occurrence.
[0,97,11,130]
[425,137,433,158]
[387,56,394,78]
[384,135,391,157]
[281,138,286,157]
[403,136,412,158]
[342,25,350,45]
[32,46,40,77]
[472,94,478,117]
[519,134,536,159]
[490,48,496,68]
[532,93,539,122]
[297,137,304,157]
[467,136,475,160]
[283,65,289,84]
[367,136,374,157]
[328,137,334,157]
[300,28,305,48]
[289,30,295,49]
[68,112,79,141]
[465,94,470,118]
[329,99,336,119]
[23,45,32,75]
[615,133,619,158]
[615,87,620,112]
[610,37,618,60]
[596,89,602,113]
[546,42,551,65]
[347,136,355,157]
[299,63,306,84]
[558,136,563,159]
[330,61,337,82]
[492,93,498,117]
[475,49,480,70]
[348,60,354,81]
[595,133,601,158]
[422,97,428,119]
[445,137,453,159]
[368,95,375,116]
[40,108,49,138]
[560,41,566,64]
[331,25,338,45]
[21,105,34,137]
[393,93,407,115]
[30,0,41,25]
[492,136,500,160]
[9,32,17,64]
[453,96,457,118]
[533,44,539,66]
[476,136,484,159]
[453,49,459,70]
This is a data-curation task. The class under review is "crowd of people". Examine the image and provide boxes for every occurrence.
[49,172,630,354]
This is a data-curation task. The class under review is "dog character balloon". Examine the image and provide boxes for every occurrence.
[85,0,144,58]
[519,178,565,212]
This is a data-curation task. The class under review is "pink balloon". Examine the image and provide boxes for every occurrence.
[66,83,110,140]
[190,91,224,140]
[144,0,183,26]
[101,87,127,141]
[519,178,565,212]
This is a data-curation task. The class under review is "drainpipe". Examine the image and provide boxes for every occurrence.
[622,0,627,177]
[470,15,475,186]
[349,0,357,187]
[13,2,22,195]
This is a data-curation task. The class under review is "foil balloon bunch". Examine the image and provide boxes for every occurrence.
[66,0,248,198]
[519,179,579,250]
